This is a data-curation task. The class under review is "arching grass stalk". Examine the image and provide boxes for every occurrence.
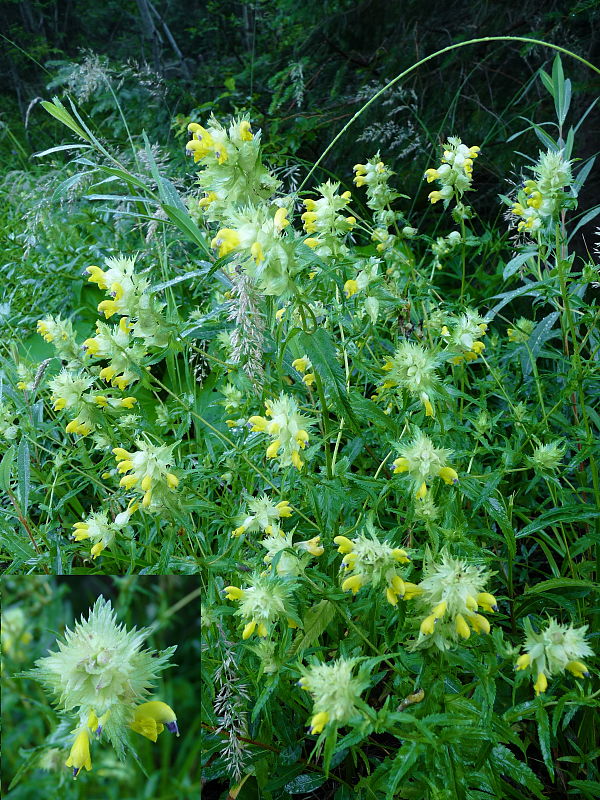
[298,36,600,193]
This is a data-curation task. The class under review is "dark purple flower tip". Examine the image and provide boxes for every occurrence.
[166,720,180,736]
[95,724,103,736]
[73,767,80,778]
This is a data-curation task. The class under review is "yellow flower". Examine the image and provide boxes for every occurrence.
[292,356,311,374]
[344,279,359,298]
[65,729,92,778]
[534,672,548,695]
[211,228,240,258]
[309,710,330,734]
[239,120,253,141]
[341,574,363,594]
[130,700,179,741]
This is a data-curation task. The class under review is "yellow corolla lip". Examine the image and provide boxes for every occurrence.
[65,728,92,778]
[132,700,180,737]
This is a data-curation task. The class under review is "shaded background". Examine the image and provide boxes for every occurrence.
[1,0,598,343]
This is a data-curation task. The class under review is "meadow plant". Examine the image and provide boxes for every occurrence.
[1,46,598,799]
[26,597,178,778]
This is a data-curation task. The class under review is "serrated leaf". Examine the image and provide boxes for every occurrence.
[251,675,280,723]
[572,156,595,197]
[524,578,595,594]
[516,506,600,538]
[387,741,422,799]
[490,745,545,798]
[522,311,560,377]
[161,203,210,254]
[285,773,327,794]
[536,701,554,780]
[290,600,336,656]
[17,438,30,515]
[150,266,214,293]
[503,250,537,281]
[0,445,15,491]
[483,495,516,561]
[297,328,359,431]
[486,281,544,320]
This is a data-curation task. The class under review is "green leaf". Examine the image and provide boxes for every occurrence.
[290,599,336,656]
[503,250,537,281]
[522,311,560,377]
[552,55,571,125]
[517,506,600,538]
[538,69,554,97]
[0,445,15,491]
[490,745,545,798]
[483,495,516,561]
[41,97,91,141]
[251,675,280,723]
[150,264,216,293]
[297,328,359,432]
[524,578,596,595]
[536,701,554,780]
[1,529,35,562]
[161,203,211,255]
[386,741,422,799]
[285,773,327,794]
[33,143,92,158]
[17,438,30,515]
[486,282,544,320]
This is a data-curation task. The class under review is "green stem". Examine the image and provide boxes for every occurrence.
[298,37,599,192]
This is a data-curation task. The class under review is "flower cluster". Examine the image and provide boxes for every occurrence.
[28,597,178,779]
[49,370,97,436]
[507,317,535,342]
[334,526,417,606]
[412,553,497,650]
[393,430,458,499]
[112,440,179,511]
[83,319,146,391]
[1,606,33,663]
[232,494,293,537]
[528,440,566,474]
[210,203,300,295]
[441,310,488,364]
[72,501,138,559]
[86,255,168,346]
[291,355,315,387]
[431,230,463,270]
[301,180,356,260]
[344,257,380,302]
[36,316,81,364]
[509,149,573,234]
[186,116,280,216]
[515,618,593,695]
[353,154,397,210]
[425,138,480,205]
[353,154,404,253]
[298,658,369,735]
[380,341,443,417]
[261,531,324,576]
[223,574,299,639]
[249,393,312,470]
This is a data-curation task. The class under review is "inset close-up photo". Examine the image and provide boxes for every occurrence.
[1,576,200,798]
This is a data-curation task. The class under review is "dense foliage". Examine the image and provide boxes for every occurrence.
[1,5,599,800]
